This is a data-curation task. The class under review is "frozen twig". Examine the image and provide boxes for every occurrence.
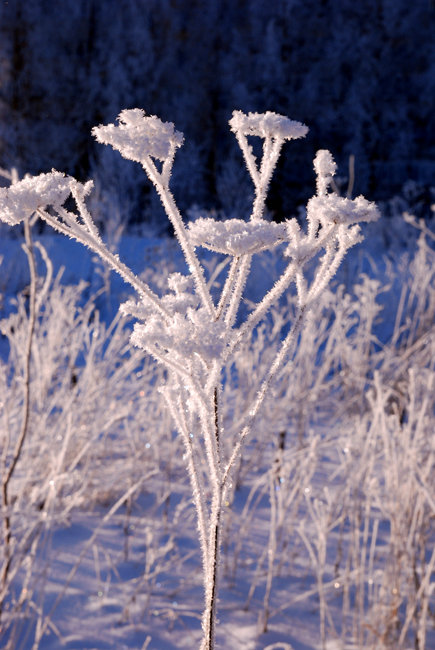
[0,215,37,619]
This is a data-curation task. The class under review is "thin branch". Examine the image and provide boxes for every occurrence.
[215,257,240,321]
[1,218,37,616]
[37,208,171,319]
[222,305,307,489]
[142,157,216,318]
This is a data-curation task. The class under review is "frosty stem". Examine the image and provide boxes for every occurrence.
[141,156,215,318]
[200,385,223,650]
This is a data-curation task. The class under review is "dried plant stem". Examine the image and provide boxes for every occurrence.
[200,388,222,650]
[142,160,215,319]
[262,470,278,632]
[0,218,37,619]
[201,512,221,650]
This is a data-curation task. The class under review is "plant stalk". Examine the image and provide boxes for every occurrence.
[0,218,37,619]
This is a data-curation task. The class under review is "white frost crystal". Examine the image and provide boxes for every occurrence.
[92,109,184,163]
[188,218,288,255]
[229,110,308,141]
[0,171,71,225]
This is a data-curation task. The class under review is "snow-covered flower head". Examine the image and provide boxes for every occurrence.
[0,171,71,225]
[229,110,308,141]
[92,109,184,163]
[308,150,380,226]
[188,217,288,256]
[314,150,338,196]
[307,193,380,227]
[128,307,226,363]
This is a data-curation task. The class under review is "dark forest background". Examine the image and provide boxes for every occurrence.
[0,0,434,230]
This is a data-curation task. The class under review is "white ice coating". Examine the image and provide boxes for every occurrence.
[314,149,338,180]
[126,304,227,364]
[314,149,338,195]
[308,193,380,226]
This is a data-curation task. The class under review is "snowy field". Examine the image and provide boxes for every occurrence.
[0,213,434,650]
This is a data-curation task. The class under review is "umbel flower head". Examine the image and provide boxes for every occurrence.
[229,110,308,141]
[92,109,184,164]
[308,193,380,227]
[188,217,288,256]
[0,171,71,225]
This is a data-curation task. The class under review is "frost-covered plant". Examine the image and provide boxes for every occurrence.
[0,108,379,649]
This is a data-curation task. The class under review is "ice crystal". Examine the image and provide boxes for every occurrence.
[313,149,338,195]
[131,307,226,363]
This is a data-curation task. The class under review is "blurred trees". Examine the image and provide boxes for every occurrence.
[0,0,434,227]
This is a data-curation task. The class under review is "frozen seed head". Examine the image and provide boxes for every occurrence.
[92,109,184,163]
[188,217,288,255]
[130,307,226,362]
[307,193,380,226]
[0,171,71,225]
[229,110,308,141]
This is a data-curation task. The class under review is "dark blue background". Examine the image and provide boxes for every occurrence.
[1,0,434,228]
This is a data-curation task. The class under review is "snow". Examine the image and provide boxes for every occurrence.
[0,221,433,650]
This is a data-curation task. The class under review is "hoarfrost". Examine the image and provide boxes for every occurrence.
[188,218,288,255]
[308,193,380,226]
[92,109,184,163]
[229,110,308,141]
